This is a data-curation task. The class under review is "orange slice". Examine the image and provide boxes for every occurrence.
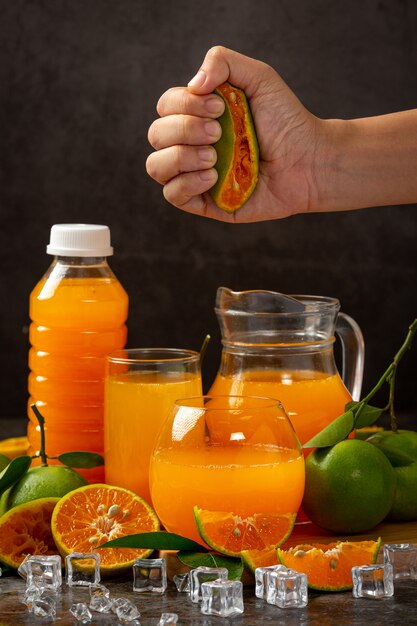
[278,539,381,591]
[241,545,280,573]
[51,484,160,575]
[194,506,296,557]
[0,497,60,568]
[210,81,259,212]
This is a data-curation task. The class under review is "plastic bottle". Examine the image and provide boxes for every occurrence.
[27,224,129,482]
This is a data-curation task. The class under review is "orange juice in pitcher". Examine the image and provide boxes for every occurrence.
[208,288,364,446]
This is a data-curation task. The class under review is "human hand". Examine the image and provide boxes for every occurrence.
[146,46,325,222]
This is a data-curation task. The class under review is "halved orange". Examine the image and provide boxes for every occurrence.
[51,484,160,575]
[0,436,29,459]
[277,538,381,591]
[0,497,60,568]
[194,506,296,557]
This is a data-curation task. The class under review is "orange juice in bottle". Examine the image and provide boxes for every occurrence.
[28,224,128,482]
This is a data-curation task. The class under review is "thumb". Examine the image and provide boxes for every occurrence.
[187,46,276,97]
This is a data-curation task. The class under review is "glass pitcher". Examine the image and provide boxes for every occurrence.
[208,287,364,446]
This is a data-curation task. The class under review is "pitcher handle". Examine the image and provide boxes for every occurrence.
[336,312,365,401]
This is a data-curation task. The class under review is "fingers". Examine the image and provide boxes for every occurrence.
[187,45,275,97]
[146,144,217,185]
[157,87,224,118]
[163,169,218,211]
[148,115,221,151]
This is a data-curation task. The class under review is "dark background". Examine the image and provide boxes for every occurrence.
[0,0,416,425]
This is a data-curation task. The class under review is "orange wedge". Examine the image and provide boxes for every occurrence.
[194,506,296,557]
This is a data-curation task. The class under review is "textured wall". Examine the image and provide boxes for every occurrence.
[0,0,416,419]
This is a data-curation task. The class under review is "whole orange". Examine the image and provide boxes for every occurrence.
[367,429,417,522]
[302,439,396,533]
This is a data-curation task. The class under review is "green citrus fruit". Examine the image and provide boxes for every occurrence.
[0,453,10,472]
[1,465,87,511]
[210,81,259,213]
[302,439,396,533]
[366,428,417,461]
[366,429,417,521]
[386,461,417,521]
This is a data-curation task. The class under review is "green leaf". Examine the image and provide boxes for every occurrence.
[178,551,244,580]
[98,531,207,552]
[353,404,384,429]
[57,451,104,468]
[0,455,32,495]
[303,410,354,449]
[368,441,415,467]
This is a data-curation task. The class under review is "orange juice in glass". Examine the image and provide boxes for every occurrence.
[150,395,305,545]
[104,348,202,504]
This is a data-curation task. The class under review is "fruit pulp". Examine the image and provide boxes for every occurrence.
[104,371,202,505]
[28,276,128,482]
[209,370,351,446]
[150,444,305,545]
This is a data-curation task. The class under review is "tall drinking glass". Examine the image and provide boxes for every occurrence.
[104,348,202,504]
[150,395,305,545]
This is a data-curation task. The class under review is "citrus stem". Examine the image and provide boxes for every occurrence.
[30,404,48,466]
[357,319,417,428]
[199,334,211,367]
[388,367,397,433]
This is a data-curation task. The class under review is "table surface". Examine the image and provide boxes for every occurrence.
[1,572,417,626]
[1,416,417,625]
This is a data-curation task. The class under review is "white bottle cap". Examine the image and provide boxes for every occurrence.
[46,224,114,257]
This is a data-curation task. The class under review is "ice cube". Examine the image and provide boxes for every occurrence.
[65,552,100,586]
[24,555,62,590]
[201,579,244,617]
[383,543,417,580]
[31,596,57,618]
[255,564,287,599]
[89,582,110,597]
[21,584,42,609]
[189,566,228,603]
[132,557,167,594]
[114,599,141,623]
[267,567,308,608]
[173,572,190,592]
[69,602,93,622]
[352,563,394,599]
[89,594,113,613]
